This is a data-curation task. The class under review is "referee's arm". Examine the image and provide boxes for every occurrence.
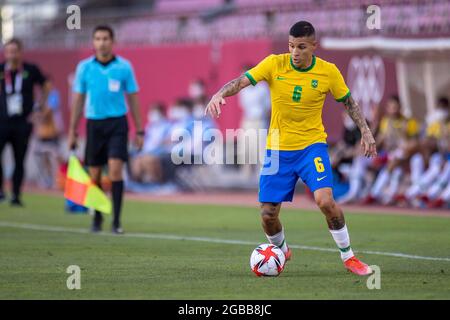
[126,93,144,151]
[68,92,86,150]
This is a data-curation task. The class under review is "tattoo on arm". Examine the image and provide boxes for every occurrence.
[217,74,249,98]
[342,96,371,133]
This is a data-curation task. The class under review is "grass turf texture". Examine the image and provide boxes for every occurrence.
[0,193,449,299]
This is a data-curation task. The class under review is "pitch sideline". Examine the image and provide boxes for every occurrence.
[1,221,450,262]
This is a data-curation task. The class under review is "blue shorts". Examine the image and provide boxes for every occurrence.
[259,143,333,203]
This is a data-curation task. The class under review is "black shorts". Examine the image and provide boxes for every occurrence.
[85,116,128,166]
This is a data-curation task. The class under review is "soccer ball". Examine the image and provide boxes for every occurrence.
[250,243,286,277]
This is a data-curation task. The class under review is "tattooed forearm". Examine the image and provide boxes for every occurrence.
[342,96,371,133]
[217,74,249,98]
[343,95,378,157]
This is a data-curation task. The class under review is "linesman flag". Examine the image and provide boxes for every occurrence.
[64,155,112,214]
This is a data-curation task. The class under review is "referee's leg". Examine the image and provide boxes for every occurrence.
[108,158,124,232]
[88,166,103,231]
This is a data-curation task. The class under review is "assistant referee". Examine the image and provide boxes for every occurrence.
[68,25,144,234]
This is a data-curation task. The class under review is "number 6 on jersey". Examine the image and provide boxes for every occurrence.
[292,85,302,102]
[314,157,325,173]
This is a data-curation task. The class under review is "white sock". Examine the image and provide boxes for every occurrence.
[329,225,354,261]
[266,228,288,253]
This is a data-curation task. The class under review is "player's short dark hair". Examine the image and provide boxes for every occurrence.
[289,21,315,38]
[4,38,23,50]
[93,25,114,40]
[437,96,449,109]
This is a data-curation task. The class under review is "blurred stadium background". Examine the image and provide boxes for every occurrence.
[1,0,450,209]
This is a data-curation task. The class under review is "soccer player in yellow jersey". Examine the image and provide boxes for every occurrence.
[205,21,377,275]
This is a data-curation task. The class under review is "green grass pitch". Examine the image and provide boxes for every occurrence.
[0,193,449,299]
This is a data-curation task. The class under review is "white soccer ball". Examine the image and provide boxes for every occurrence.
[250,243,286,277]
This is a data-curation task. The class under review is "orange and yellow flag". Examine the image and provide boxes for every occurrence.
[64,155,112,214]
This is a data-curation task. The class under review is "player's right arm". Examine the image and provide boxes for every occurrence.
[205,54,275,118]
[68,62,87,150]
[68,92,86,150]
[205,74,251,118]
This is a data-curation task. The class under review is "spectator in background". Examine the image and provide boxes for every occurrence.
[188,78,206,104]
[169,98,195,133]
[46,76,64,136]
[330,112,361,179]
[192,95,217,162]
[0,38,50,206]
[364,95,420,204]
[238,64,271,181]
[427,117,450,208]
[130,102,171,183]
[169,98,195,155]
[32,95,60,189]
[189,78,217,162]
[405,96,449,207]
[130,98,195,186]
[32,75,63,189]
[336,102,382,204]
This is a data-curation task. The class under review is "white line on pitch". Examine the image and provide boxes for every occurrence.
[1,221,450,262]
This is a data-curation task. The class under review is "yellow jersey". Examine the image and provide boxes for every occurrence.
[245,53,350,150]
[426,120,450,139]
[379,116,420,139]
[378,116,420,152]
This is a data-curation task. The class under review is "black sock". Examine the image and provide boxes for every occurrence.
[112,180,124,228]
[94,210,103,226]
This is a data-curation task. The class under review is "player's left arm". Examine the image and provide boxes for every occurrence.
[342,96,377,157]
[127,93,144,151]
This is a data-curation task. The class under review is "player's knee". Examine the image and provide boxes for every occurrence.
[315,195,335,213]
[108,166,123,181]
[260,203,279,225]
[109,171,123,181]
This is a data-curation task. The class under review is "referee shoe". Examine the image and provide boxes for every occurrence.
[91,214,103,233]
[112,226,124,235]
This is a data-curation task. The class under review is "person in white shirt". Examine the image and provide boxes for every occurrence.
[237,64,271,181]
[130,103,171,183]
